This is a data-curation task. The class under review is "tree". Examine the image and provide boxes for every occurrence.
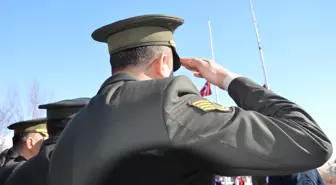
[27,81,51,119]
[0,88,22,150]
[319,162,336,185]
[0,82,52,151]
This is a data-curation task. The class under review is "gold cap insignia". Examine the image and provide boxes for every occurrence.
[169,40,176,48]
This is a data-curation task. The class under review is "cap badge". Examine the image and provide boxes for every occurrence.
[169,40,176,48]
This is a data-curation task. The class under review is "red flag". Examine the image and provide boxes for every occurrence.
[263,84,272,91]
[200,81,212,97]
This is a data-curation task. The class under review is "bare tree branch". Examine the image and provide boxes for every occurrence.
[27,80,53,118]
[0,82,52,151]
[28,81,41,119]
[0,88,22,132]
[0,88,23,151]
[319,163,336,185]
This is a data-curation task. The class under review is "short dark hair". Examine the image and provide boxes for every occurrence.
[12,132,31,153]
[110,45,170,72]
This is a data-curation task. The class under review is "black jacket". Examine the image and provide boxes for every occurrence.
[5,137,58,185]
[268,169,325,185]
[0,148,26,184]
[0,149,10,167]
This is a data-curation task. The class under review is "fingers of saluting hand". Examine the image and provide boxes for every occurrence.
[180,58,209,70]
[193,72,203,78]
[180,58,229,90]
[180,58,210,78]
[180,58,197,71]
[180,58,200,78]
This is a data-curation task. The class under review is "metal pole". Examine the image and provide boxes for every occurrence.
[249,0,270,90]
[207,21,220,103]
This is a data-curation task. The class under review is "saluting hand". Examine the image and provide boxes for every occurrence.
[180,58,229,90]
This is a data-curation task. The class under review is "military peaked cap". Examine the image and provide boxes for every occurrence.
[91,14,184,71]
[8,118,47,135]
[38,98,91,120]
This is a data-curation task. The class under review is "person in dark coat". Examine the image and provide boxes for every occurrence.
[251,176,268,185]
[0,118,47,184]
[4,98,90,185]
[0,149,10,167]
[268,169,325,185]
[49,14,332,185]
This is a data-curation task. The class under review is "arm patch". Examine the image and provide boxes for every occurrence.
[188,99,232,113]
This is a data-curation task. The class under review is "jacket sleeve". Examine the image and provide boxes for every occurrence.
[163,76,333,176]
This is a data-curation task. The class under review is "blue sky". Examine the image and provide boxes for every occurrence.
[1,0,335,158]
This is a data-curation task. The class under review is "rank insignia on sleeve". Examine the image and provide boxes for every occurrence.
[189,99,232,113]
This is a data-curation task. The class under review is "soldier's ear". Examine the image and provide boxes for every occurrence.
[151,54,169,78]
[161,54,172,77]
[25,137,34,149]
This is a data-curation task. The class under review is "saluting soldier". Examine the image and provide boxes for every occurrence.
[5,98,90,185]
[0,118,47,184]
[49,14,332,185]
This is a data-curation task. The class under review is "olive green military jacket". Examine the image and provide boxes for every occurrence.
[49,73,332,185]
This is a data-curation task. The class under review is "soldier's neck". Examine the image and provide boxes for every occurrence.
[21,148,34,160]
[112,68,152,81]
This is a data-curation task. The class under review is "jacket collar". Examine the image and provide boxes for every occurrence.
[6,148,19,160]
[2,148,24,166]
[97,72,137,95]
[41,136,58,149]
[39,137,58,159]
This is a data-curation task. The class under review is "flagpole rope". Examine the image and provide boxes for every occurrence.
[208,21,220,103]
[248,0,270,90]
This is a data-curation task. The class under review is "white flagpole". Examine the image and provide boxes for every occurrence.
[248,0,270,90]
[207,21,220,103]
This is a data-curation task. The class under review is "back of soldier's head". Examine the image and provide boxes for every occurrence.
[110,46,174,78]
[91,14,184,79]
[38,98,90,137]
